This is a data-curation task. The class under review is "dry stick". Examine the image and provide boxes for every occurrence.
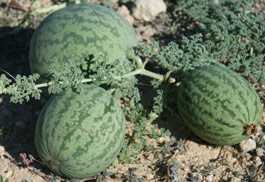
[9,0,28,11]
[216,146,225,161]
[31,0,86,15]
[30,3,67,16]
[255,162,264,180]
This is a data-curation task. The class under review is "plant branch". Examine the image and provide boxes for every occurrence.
[118,67,164,81]
[125,49,164,81]
[34,78,95,89]
[126,49,143,69]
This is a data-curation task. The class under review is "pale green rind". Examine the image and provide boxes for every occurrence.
[29,4,138,82]
[35,85,126,179]
[177,65,263,145]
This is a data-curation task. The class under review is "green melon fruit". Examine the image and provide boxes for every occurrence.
[177,65,263,145]
[29,4,138,83]
[35,85,126,179]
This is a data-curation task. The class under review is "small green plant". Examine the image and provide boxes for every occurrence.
[175,0,265,84]
[0,125,12,141]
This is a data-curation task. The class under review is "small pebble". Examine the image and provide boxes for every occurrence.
[206,174,213,182]
[256,148,264,156]
[254,156,262,166]
[15,121,25,130]
[239,138,256,152]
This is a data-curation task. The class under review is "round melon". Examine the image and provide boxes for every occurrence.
[35,85,126,179]
[177,65,263,145]
[29,4,138,83]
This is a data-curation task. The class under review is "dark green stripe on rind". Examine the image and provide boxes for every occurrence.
[35,85,126,179]
[177,65,263,145]
[29,4,138,82]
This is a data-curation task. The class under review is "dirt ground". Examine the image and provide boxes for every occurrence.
[0,0,265,181]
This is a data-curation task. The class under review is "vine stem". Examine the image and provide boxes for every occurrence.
[1,49,165,94]
[126,49,143,69]
[119,68,164,81]
[124,49,164,81]
[34,78,95,89]
[29,65,163,90]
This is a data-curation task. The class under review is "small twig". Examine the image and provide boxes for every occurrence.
[1,69,16,81]
[30,3,67,16]
[216,146,225,160]
[254,162,264,180]
[28,154,45,165]
[9,0,28,11]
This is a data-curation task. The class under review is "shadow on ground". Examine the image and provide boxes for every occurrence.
[0,26,53,176]
[138,76,216,147]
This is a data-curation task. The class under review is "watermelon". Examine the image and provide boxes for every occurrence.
[177,65,262,145]
[29,4,138,83]
[35,85,126,179]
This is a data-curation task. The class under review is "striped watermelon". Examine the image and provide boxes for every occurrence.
[35,85,126,179]
[177,65,262,145]
[29,4,138,83]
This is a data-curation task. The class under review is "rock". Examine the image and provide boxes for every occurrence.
[14,121,25,130]
[132,0,167,22]
[206,174,213,182]
[254,156,262,167]
[256,148,264,156]
[239,138,256,152]
[117,5,134,26]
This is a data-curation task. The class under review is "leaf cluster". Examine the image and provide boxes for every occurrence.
[119,103,171,163]
[137,34,216,73]
[175,0,265,83]
[47,58,85,94]
[0,73,41,104]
